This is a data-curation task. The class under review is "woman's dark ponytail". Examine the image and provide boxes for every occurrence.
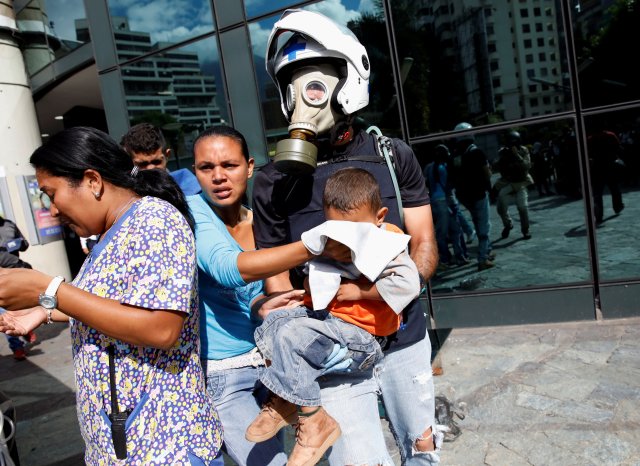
[30,127,194,230]
[131,168,194,230]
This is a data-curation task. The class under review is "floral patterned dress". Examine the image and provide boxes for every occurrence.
[70,196,222,465]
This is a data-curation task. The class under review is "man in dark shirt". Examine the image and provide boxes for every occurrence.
[0,216,35,359]
[252,9,441,465]
[451,123,495,270]
[493,131,534,240]
[0,215,29,259]
[588,125,625,223]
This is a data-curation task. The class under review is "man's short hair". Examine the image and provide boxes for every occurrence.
[323,167,382,214]
[120,123,167,155]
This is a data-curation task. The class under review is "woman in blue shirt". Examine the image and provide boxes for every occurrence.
[187,126,348,466]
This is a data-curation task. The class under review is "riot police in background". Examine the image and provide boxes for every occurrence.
[451,123,495,271]
[588,122,625,223]
[493,131,534,240]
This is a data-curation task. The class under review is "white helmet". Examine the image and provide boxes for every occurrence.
[454,122,475,142]
[265,9,370,119]
[454,122,473,131]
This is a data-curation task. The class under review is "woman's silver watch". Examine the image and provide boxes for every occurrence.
[38,275,65,324]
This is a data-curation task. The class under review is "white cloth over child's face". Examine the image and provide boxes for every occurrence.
[301,220,410,310]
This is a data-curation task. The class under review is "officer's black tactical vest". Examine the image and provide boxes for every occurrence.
[280,133,427,350]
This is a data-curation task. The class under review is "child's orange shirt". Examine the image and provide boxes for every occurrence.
[303,223,404,337]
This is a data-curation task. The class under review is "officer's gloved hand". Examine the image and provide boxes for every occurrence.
[321,343,353,375]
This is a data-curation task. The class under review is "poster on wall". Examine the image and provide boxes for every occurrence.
[22,175,63,244]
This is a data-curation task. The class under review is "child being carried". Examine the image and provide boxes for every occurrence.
[246,167,421,466]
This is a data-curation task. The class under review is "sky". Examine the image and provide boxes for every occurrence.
[248,0,377,58]
[44,0,377,58]
[107,0,214,44]
[43,0,86,42]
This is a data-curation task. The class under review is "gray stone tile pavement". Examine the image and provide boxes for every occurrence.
[3,315,640,465]
[436,317,640,466]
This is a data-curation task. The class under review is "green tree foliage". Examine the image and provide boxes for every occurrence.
[576,0,640,106]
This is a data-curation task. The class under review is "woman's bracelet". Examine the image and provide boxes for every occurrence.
[42,306,53,325]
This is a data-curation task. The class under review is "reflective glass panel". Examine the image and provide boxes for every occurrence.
[585,108,640,281]
[17,0,89,76]
[245,0,302,19]
[249,0,400,158]
[573,1,640,108]
[414,119,591,294]
[392,0,572,138]
[121,37,228,171]
[249,15,288,154]
[107,0,214,62]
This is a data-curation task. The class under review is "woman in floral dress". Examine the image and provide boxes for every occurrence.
[0,127,222,465]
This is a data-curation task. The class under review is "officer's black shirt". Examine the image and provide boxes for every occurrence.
[252,129,431,351]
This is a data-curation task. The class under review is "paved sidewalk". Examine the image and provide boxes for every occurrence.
[0,323,83,466]
[2,316,640,465]
[435,317,640,466]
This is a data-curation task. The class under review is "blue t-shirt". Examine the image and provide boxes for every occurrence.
[188,193,264,360]
[171,168,201,196]
[424,163,448,202]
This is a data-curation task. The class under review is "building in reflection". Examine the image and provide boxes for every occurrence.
[15,0,85,75]
[76,16,222,130]
[416,0,567,121]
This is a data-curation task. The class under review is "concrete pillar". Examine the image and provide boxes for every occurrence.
[0,1,71,280]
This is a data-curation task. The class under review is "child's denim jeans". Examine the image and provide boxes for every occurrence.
[254,307,383,406]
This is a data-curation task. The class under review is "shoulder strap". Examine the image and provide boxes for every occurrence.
[366,125,404,228]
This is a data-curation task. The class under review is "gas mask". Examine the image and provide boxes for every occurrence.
[266,10,371,174]
[273,64,344,175]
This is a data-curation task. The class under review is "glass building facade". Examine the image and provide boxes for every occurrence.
[17,0,640,327]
